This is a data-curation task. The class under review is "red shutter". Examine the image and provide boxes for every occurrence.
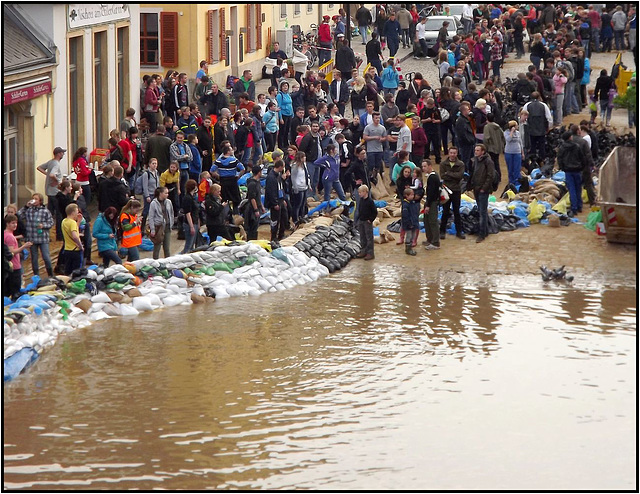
[219,7,226,61]
[207,10,215,62]
[160,12,178,67]
[246,4,251,52]
[257,5,262,50]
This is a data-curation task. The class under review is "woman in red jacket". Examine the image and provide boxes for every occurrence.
[72,146,93,206]
[143,77,160,133]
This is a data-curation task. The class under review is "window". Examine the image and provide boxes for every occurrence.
[117,27,130,122]
[94,31,108,149]
[294,4,301,15]
[3,109,18,207]
[307,4,313,13]
[328,4,334,8]
[140,12,159,65]
[68,35,84,153]
[280,4,286,18]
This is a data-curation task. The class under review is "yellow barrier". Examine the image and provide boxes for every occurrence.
[319,59,335,83]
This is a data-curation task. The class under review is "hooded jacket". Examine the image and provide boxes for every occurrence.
[557,138,585,173]
[276,81,294,117]
[470,153,495,193]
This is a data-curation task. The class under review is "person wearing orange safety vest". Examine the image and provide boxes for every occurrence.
[119,198,143,261]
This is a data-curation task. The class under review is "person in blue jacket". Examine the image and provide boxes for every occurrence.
[382,11,401,58]
[276,80,294,149]
[313,144,347,209]
[381,58,400,95]
[187,134,202,182]
[92,207,122,266]
[263,101,280,152]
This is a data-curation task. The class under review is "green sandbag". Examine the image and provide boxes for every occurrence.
[584,209,602,231]
[159,269,170,278]
[67,279,86,294]
[205,266,216,276]
[114,275,132,285]
[141,265,156,273]
[106,282,125,290]
[212,262,233,273]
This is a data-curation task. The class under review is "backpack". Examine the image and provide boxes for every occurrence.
[492,166,501,192]
[134,170,150,195]
[439,107,450,122]
[106,144,124,164]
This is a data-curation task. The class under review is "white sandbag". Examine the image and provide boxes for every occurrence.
[119,304,140,316]
[218,273,237,284]
[274,283,286,291]
[166,283,183,293]
[192,285,206,297]
[168,277,188,288]
[132,296,154,312]
[283,279,296,290]
[163,295,183,307]
[89,310,111,321]
[91,292,112,303]
[88,302,106,313]
[248,289,263,296]
[256,278,273,292]
[146,293,163,307]
[102,304,122,317]
[308,270,320,281]
[211,286,230,299]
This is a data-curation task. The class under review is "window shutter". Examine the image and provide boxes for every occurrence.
[207,10,215,62]
[246,4,252,52]
[160,12,178,67]
[219,7,226,61]
[257,5,262,50]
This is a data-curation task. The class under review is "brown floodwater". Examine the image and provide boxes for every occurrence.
[3,264,636,490]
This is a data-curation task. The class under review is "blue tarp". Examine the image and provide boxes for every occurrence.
[4,347,39,382]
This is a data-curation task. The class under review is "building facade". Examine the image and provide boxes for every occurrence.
[4,3,140,195]
[3,5,57,208]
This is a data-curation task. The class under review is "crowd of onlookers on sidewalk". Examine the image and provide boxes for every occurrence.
[4,3,637,298]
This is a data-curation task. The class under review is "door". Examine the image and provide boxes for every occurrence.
[230,6,238,72]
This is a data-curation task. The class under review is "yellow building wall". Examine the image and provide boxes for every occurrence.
[31,95,55,198]
[140,4,275,88]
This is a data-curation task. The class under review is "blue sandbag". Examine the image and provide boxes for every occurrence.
[140,238,154,251]
[22,276,41,292]
[530,168,542,179]
[373,227,380,237]
[308,200,339,216]
[373,200,388,208]
[446,222,457,235]
[4,347,39,382]
[516,218,530,228]
[552,170,566,182]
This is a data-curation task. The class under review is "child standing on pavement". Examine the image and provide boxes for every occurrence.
[401,188,420,256]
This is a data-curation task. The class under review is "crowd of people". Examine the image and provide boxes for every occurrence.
[3,4,637,298]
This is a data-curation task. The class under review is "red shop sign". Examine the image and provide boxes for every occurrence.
[4,81,52,106]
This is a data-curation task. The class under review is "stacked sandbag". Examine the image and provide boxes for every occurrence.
[4,240,337,381]
[292,216,361,273]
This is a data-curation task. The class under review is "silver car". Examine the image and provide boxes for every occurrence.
[421,16,464,51]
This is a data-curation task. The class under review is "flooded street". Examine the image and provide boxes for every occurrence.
[3,261,636,490]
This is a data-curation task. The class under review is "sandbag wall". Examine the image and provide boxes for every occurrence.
[4,236,347,382]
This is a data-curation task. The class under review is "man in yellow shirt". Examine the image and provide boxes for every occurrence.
[61,203,84,275]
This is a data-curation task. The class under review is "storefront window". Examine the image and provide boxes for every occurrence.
[3,109,18,207]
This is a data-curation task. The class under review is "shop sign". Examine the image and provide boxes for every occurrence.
[68,4,130,29]
[3,81,52,106]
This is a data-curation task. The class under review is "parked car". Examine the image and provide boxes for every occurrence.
[421,16,464,51]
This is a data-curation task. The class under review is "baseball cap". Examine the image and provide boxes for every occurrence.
[337,33,345,38]
[272,149,284,159]
[53,146,67,154]
[323,15,330,20]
